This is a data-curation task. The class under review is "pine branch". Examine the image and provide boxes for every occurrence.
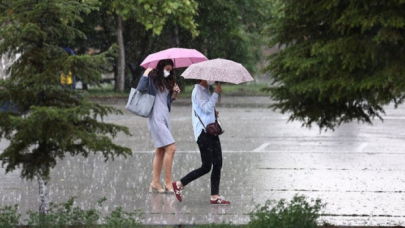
[0,0,131,181]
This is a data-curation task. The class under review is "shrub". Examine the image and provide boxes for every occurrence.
[248,194,325,228]
[22,197,142,228]
[25,197,102,228]
[102,206,142,228]
[0,205,21,228]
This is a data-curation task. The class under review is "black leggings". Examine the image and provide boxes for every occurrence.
[180,131,223,195]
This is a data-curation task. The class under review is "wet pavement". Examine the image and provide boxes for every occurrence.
[1,96,405,226]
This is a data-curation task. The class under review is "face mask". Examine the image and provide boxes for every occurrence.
[207,80,216,85]
[164,70,170,78]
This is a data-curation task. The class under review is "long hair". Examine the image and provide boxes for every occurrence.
[151,59,175,92]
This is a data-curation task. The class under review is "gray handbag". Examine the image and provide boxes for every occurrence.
[126,77,155,117]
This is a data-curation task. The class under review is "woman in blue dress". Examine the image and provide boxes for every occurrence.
[137,59,180,193]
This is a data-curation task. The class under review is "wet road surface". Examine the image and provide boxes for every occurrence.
[1,96,405,226]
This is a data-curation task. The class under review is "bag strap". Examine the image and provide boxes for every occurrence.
[194,110,206,129]
[194,109,217,129]
[147,73,153,94]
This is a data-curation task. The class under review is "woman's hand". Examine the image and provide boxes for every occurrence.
[215,110,219,118]
[214,84,222,94]
[173,83,181,94]
[171,83,180,101]
[143,68,153,76]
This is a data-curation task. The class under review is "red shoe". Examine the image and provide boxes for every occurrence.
[210,196,230,205]
[172,181,183,202]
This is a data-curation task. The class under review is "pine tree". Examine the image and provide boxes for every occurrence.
[265,0,405,130]
[0,0,131,212]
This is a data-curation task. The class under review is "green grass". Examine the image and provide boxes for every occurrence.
[178,83,270,98]
[87,82,271,99]
[87,83,128,98]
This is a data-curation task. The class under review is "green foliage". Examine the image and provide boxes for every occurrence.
[103,206,142,228]
[179,0,271,74]
[26,197,101,228]
[249,195,325,228]
[0,205,20,228]
[187,224,235,228]
[265,0,405,130]
[105,0,199,37]
[0,196,328,227]
[134,0,199,37]
[13,197,141,228]
[77,0,270,86]
[74,0,199,91]
[0,0,131,180]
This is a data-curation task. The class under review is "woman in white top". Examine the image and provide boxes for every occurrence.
[172,80,230,205]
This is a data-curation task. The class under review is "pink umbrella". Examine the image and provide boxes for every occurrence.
[140,48,208,69]
[181,58,254,84]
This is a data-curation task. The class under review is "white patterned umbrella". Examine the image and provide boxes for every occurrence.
[181,58,254,84]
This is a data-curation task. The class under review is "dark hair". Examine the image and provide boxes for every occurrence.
[151,59,175,92]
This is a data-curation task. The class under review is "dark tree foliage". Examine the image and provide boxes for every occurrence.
[75,0,271,89]
[265,0,405,130]
[179,0,271,73]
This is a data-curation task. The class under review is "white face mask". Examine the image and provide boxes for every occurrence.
[207,80,216,85]
[164,70,170,78]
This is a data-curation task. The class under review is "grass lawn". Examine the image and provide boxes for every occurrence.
[87,83,128,98]
[87,82,271,98]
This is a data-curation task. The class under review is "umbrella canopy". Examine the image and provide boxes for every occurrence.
[181,58,254,84]
[140,48,208,69]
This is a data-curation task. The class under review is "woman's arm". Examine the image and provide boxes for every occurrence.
[136,68,153,91]
[136,76,149,91]
[195,87,218,114]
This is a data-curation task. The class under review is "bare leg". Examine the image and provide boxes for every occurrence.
[163,143,176,190]
[151,147,165,190]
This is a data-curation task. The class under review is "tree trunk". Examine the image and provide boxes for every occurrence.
[115,14,125,92]
[172,24,180,48]
[37,167,49,214]
[140,30,152,61]
[203,38,208,57]
[172,24,185,90]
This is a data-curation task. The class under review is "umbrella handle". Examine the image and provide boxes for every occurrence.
[217,82,221,103]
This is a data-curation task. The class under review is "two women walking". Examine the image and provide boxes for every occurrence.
[138,59,230,205]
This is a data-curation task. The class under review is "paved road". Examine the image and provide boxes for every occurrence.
[1,96,405,226]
